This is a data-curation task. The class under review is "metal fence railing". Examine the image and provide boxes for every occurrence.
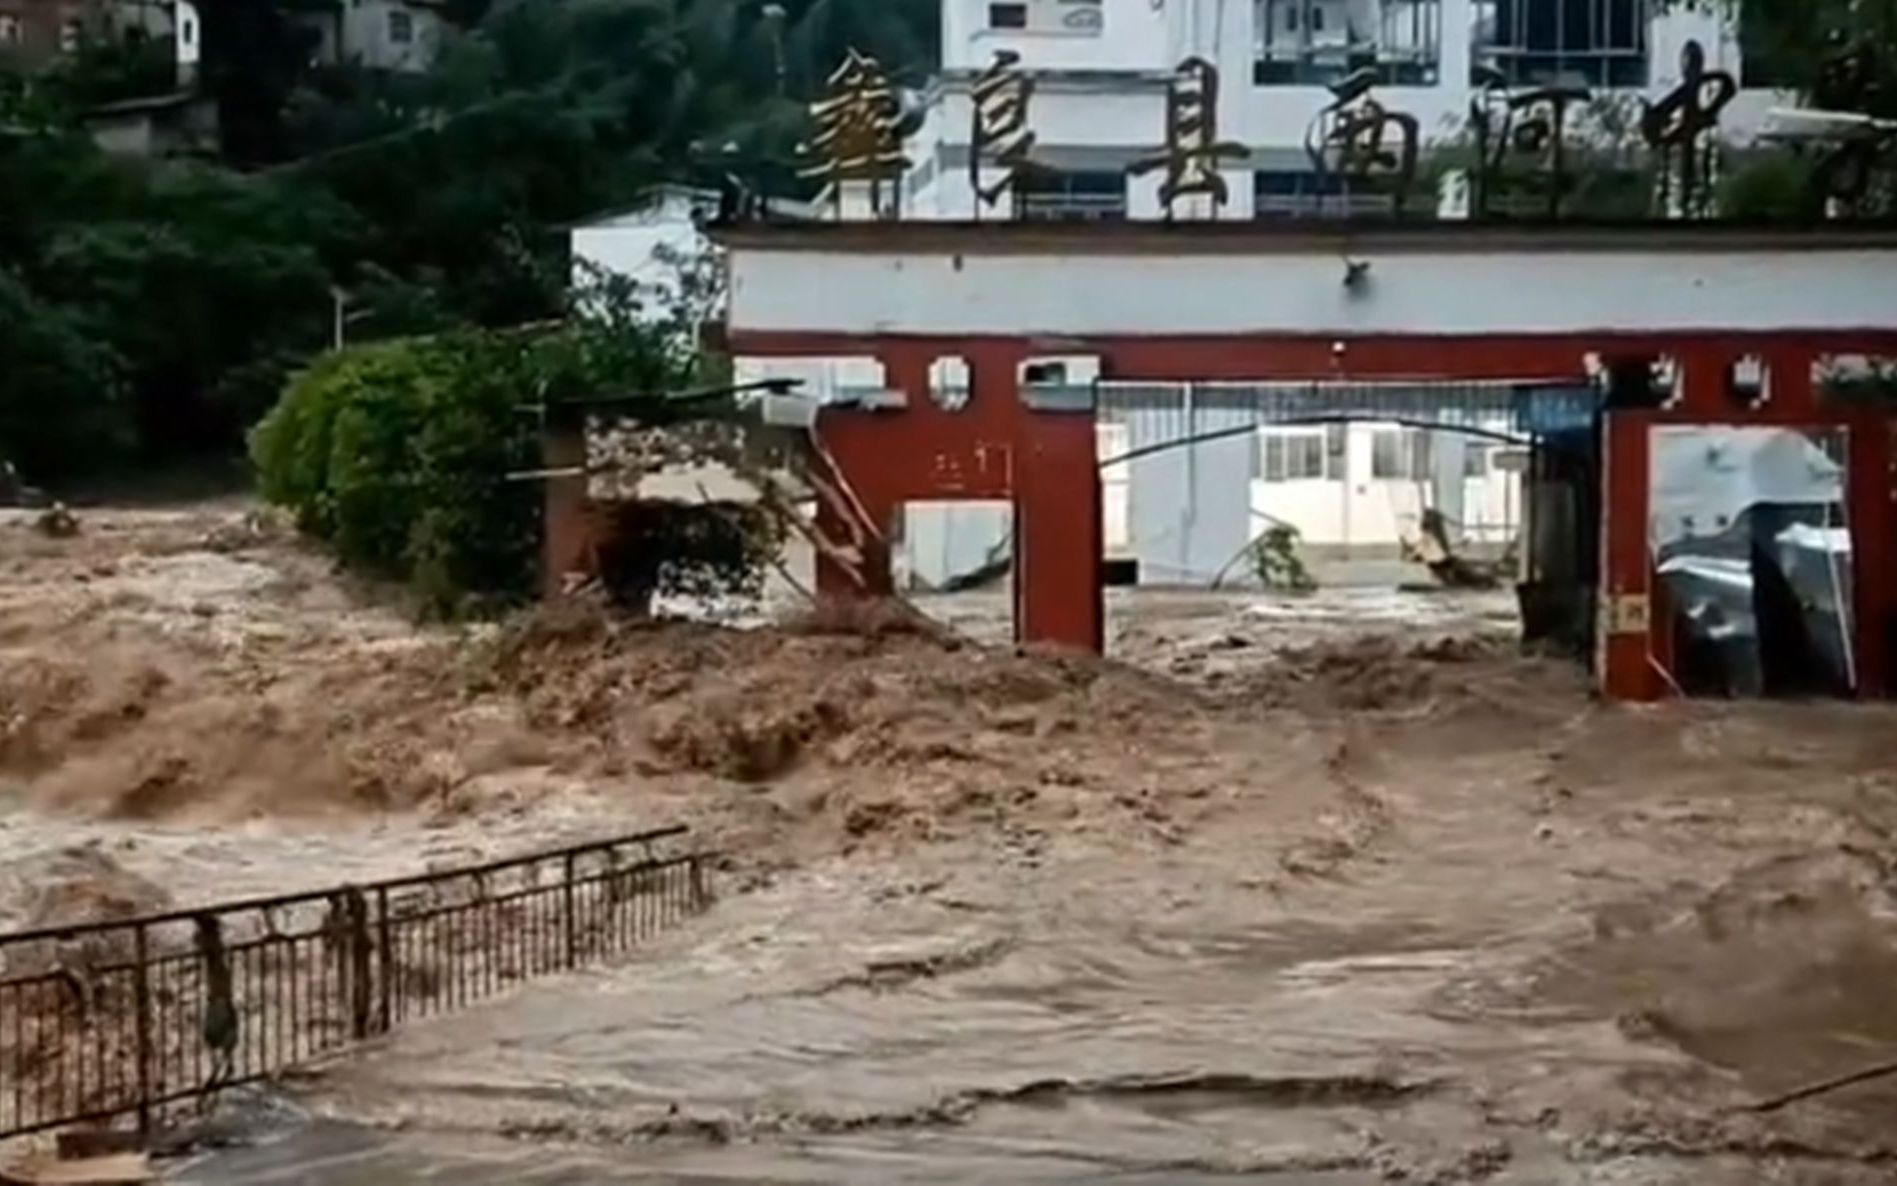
[0,825,710,1141]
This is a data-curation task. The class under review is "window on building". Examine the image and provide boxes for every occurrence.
[1463,444,1491,479]
[1473,0,1649,87]
[1255,0,1440,86]
[1254,169,1399,220]
[1016,169,1127,221]
[1372,429,1435,480]
[988,2,1027,30]
[181,15,195,48]
[388,9,414,44]
[59,16,83,51]
[0,14,22,45]
[1262,429,1331,483]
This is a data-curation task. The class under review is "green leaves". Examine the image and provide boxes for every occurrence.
[251,333,537,610]
[0,269,128,479]
[249,293,732,616]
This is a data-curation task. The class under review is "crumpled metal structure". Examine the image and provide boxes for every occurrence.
[1651,426,1855,697]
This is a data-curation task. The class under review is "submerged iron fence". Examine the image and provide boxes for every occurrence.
[0,825,710,1140]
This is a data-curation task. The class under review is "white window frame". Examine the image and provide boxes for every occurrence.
[1371,427,1435,481]
[1260,427,1329,483]
[0,14,22,45]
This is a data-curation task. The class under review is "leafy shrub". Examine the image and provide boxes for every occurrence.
[0,269,128,480]
[1252,524,1318,593]
[251,332,539,611]
[251,310,772,616]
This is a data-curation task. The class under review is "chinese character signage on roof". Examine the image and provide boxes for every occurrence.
[1306,68,1420,216]
[1131,57,1249,218]
[1641,40,1736,219]
[969,50,1037,217]
[801,49,909,218]
[1470,71,1591,219]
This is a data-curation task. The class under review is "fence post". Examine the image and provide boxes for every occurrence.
[375,887,393,1034]
[347,889,372,1041]
[132,923,152,1140]
[689,855,707,910]
[562,853,578,968]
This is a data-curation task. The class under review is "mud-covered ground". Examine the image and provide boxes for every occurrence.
[4,508,1897,1183]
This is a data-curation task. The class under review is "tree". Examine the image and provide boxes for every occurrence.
[0,269,127,479]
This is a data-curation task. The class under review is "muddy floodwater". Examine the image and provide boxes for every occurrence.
[4,511,1897,1183]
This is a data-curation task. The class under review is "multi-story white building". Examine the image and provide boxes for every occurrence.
[288,0,452,74]
[900,0,1774,222]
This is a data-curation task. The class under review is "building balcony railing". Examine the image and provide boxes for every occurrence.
[1256,190,1401,219]
[1253,45,1439,87]
[1472,46,1647,88]
[1471,0,1650,88]
[1016,191,1128,221]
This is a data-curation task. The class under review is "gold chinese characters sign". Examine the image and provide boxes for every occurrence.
[801,49,909,215]
[1132,57,1248,216]
[970,50,1036,215]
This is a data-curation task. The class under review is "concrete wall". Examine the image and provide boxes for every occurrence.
[896,501,1012,589]
[943,0,1173,74]
[569,189,716,313]
[345,0,445,71]
[727,240,1897,338]
[289,0,445,72]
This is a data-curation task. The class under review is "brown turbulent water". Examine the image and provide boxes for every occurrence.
[5,512,1897,1183]
[179,684,1897,1184]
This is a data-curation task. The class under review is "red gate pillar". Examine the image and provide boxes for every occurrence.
[1600,409,1661,700]
[1847,408,1891,698]
[541,404,596,598]
[1015,385,1104,653]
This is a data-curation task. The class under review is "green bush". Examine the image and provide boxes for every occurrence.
[251,313,770,616]
[0,268,128,480]
[250,332,539,612]
[1719,151,1823,222]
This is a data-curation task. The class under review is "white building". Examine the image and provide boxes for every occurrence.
[904,0,1773,222]
[289,0,450,73]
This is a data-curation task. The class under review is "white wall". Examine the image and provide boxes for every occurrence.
[944,0,1173,73]
[897,501,1012,589]
[728,242,1897,338]
[569,190,715,314]
[344,0,443,71]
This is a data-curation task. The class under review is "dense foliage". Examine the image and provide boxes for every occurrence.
[248,275,776,613]
[0,0,936,485]
[250,332,542,611]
